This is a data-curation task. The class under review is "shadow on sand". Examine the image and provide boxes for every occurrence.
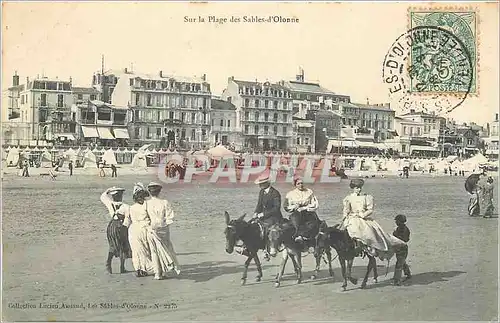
[171,260,275,283]
[307,266,466,290]
[176,251,209,256]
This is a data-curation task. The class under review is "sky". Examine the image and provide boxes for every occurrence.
[2,2,498,125]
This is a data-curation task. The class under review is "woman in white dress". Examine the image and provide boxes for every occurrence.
[340,179,405,260]
[123,183,152,277]
[124,183,180,280]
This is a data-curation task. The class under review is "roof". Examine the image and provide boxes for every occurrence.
[401,111,440,118]
[355,103,392,111]
[283,80,337,95]
[89,100,128,110]
[232,79,287,91]
[211,99,236,111]
[72,87,100,94]
[103,69,206,84]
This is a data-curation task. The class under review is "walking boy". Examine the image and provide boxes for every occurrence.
[393,214,411,285]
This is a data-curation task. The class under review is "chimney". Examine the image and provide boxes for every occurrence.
[496,113,498,122]
[366,98,370,105]
[201,74,206,81]
[159,70,163,77]
[13,71,19,86]
[124,67,128,73]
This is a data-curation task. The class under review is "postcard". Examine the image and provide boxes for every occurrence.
[2,2,498,322]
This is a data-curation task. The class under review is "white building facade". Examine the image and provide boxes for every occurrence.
[221,77,293,151]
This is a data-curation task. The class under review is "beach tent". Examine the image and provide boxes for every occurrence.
[39,150,53,168]
[131,144,153,168]
[207,145,237,159]
[102,149,118,165]
[63,148,79,164]
[6,147,20,166]
[83,149,97,168]
[462,153,488,172]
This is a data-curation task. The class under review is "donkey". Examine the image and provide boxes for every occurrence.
[224,211,266,285]
[315,222,378,291]
[268,219,333,288]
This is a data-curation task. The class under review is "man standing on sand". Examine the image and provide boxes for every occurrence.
[146,182,180,278]
[68,160,73,176]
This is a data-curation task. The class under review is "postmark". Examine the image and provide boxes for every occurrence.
[382,25,473,116]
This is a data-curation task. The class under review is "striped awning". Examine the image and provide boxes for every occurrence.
[97,127,115,140]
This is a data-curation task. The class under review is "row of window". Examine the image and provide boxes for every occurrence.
[133,110,209,124]
[343,118,393,129]
[238,86,291,98]
[129,79,209,93]
[212,119,232,128]
[402,126,423,136]
[134,127,207,141]
[243,125,290,136]
[31,81,71,91]
[342,108,393,120]
[76,94,97,101]
[296,137,311,146]
[243,112,289,123]
[131,92,209,109]
[243,98,290,110]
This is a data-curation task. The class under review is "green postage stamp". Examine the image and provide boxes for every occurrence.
[409,8,478,95]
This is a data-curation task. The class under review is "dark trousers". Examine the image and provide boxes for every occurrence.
[393,245,411,282]
[69,169,73,176]
[22,168,29,177]
[111,169,117,177]
[290,211,318,239]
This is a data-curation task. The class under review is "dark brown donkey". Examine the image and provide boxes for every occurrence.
[315,222,378,291]
[224,211,265,285]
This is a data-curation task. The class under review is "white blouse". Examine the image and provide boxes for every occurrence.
[284,188,319,213]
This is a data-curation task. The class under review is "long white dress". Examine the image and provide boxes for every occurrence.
[147,196,181,275]
[342,193,405,260]
[124,202,152,272]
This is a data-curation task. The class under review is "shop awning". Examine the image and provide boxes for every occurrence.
[296,121,313,128]
[97,127,115,140]
[55,133,76,141]
[356,140,378,148]
[328,140,358,148]
[411,145,439,151]
[81,126,99,138]
[113,128,130,139]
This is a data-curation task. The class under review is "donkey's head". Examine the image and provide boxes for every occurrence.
[268,223,287,257]
[224,211,247,254]
[314,221,330,256]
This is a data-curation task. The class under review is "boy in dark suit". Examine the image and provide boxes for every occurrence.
[393,214,411,285]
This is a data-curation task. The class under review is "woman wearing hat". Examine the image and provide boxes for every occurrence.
[341,179,405,260]
[124,183,153,277]
[284,177,320,242]
[101,186,131,274]
[147,182,181,277]
[125,183,181,279]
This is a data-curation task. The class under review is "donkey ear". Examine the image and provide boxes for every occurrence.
[238,213,246,221]
[224,211,230,225]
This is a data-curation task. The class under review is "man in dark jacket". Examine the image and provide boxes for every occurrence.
[253,173,283,226]
[239,172,283,260]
